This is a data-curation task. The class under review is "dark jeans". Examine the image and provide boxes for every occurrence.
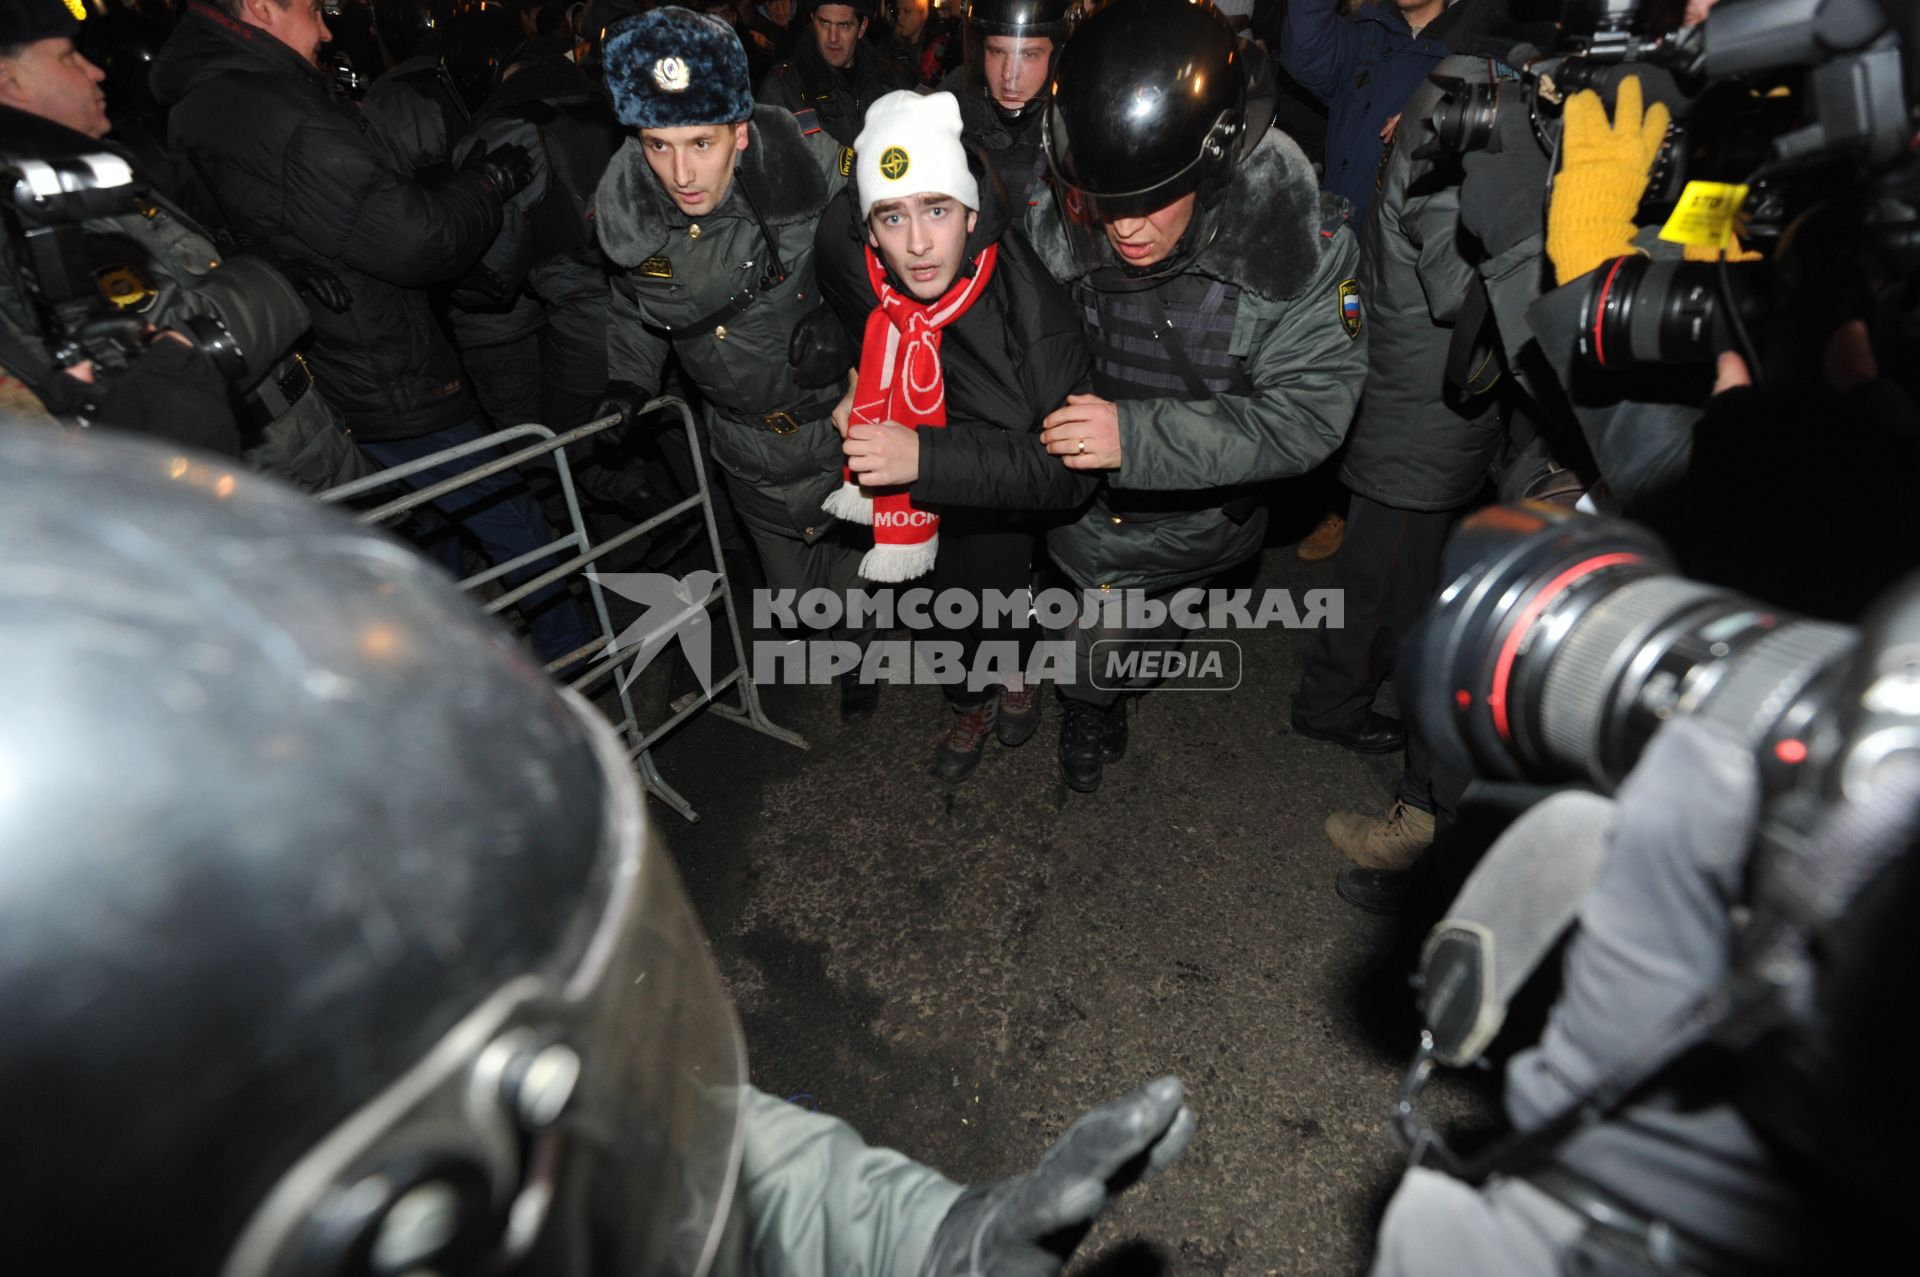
[362,417,593,665]
[1292,493,1466,818]
[930,518,1038,710]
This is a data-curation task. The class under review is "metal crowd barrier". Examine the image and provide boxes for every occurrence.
[317,396,805,821]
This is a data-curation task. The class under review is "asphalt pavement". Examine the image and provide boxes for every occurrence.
[641,512,1498,1276]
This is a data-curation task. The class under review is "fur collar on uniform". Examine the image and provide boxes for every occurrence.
[1026,126,1329,303]
[593,104,830,267]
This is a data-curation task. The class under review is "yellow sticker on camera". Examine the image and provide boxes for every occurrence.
[1658,181,1750,249]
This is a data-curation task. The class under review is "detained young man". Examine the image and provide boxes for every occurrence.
[812,90,1095,782]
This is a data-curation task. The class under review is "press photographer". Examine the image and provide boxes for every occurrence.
[0,0,370,486]
[1371,503,1919,1275]
[1433,0,1920,616]
[2,138,241,453]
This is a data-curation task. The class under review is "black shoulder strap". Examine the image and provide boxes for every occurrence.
[1136,288,1216,401]
[1445,274,1504,397]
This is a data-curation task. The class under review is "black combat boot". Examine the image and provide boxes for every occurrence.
[839,673,880,723]
[1060,697,1128,793]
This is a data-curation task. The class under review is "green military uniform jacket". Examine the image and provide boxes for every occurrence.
[594,106,851,543]
[1024,127,1369,594]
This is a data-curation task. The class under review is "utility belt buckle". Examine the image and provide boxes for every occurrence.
[759,409,801,435]
[239,353,315,427]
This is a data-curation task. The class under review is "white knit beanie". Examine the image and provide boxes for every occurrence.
[854,91,979,220]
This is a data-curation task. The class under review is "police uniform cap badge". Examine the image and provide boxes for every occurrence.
[653,57,691,93]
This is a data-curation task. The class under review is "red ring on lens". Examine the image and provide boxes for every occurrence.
[1488,552,1646,741]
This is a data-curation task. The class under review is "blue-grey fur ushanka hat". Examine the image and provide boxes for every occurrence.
[603,7,754,129]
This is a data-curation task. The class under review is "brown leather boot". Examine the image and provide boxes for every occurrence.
[1324,800,1435,870]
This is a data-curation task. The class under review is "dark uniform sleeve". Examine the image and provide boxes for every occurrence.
[756,62,803,113]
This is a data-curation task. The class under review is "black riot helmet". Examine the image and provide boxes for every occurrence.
[441,1,529,110]
[0,427,748,1275]
[1042,0,1247,222]
[963,0,1074,115]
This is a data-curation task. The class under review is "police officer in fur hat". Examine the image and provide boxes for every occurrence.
[594,6,882,720]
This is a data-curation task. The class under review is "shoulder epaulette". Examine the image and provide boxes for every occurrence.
[1318,192,1355,239]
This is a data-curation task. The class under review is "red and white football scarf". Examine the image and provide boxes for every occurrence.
[823,243,998,581]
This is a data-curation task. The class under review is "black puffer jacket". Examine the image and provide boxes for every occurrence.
[813,153,1095,515]
[152,4,503,441]
[362,53,468,177]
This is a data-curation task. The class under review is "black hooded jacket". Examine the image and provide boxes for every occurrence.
[813,155,1096,516]
[151,3,504,441]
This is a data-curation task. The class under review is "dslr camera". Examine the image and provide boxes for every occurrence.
[1427,0,1916,371]
[3,149,245,396]
[1400,503,1920,1216]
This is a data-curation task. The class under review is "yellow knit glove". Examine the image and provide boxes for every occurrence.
[1547,76,1672,284]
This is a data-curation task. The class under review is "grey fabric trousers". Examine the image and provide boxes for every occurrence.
[1372,1169,1585,1277]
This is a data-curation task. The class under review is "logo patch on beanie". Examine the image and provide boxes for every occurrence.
[652,57,691,93]
[878,146,910,181]
[1338,279,1361,339]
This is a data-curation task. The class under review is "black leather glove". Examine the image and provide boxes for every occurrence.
[592,379,650,428]
[279,258,354,313]
[462,140,535,201]
[1458,93,1554,260]
[920,1076,1197,1277]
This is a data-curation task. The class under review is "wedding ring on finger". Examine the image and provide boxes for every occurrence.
[1077,439,1087,455]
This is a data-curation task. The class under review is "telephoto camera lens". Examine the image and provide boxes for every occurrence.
[1576,255,1768,369]
[1407,503,1856,794]
[1430,80,1504,154]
